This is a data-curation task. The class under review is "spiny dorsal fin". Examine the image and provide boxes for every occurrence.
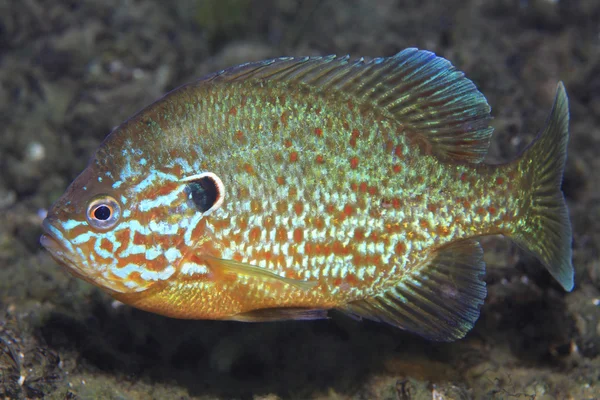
[338,240,487,341]
[202,48,493,163]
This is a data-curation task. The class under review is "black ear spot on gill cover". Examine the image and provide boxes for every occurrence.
[185,173,224,214]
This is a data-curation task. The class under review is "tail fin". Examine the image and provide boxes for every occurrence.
[513,82,573,291]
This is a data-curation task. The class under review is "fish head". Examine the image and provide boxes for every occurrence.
[40,156,219,295]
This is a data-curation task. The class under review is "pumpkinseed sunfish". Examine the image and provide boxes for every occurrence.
[40,48,573,341]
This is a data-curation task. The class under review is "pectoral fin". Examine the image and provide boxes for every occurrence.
[203,255,317,291]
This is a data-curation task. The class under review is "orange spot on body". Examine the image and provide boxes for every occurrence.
[316,154,324,164]
[263,250,272,261]
[315,127,323,137]
[419,219,429,229]
[477,207,486,215]
[276,201,288,213]
[276,227,288,243]
[394,145,404,158]
[460,172,468,182]
[284,139,292,148]
[496,177,505,185]
[333,278,342,286]
[293,228,304,243]
[332,241,345,255]
[351,182,358,191]
[276,176,285,185]
[345,274,358,285]
[427,204,437,212]
[488,206,497,214]
[290,151,298,162]
[395,242,406,254]
[315,217,325,230]
[264,216,274,230]
[294,202,304,215]
[392,198,401,209]
[305,243,313,256]
[274,153,282,162]
[250,200,262,213]
[236,130,244,141]
[244,164,254,174]
[288,187,297,197]
[249,227,261,242]
[343,204,354,216]
[239,217,248,231]
[359,182,368,193]
[368,186,377,195]
[393,164,402,173]
[228,106,237,116]
[350,157,359,169]
[437,226,450,236]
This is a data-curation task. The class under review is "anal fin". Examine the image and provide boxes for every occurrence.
[338,240,487,341]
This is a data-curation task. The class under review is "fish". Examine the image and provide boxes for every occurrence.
[40,48,574,341]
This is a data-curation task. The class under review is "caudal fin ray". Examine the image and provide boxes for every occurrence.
[512,82,573,291]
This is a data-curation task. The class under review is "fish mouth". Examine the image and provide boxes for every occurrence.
[40,219,80,273]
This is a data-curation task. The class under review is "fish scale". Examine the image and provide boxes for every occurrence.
[41,48,574,341]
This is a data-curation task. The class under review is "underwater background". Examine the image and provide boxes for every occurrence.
[1,0,599,398]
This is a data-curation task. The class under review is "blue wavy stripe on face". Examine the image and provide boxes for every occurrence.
[46,223,75,253]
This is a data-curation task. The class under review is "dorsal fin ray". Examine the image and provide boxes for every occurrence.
[201,48,493,163]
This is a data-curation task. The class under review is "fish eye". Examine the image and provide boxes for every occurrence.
[86,195,120,230]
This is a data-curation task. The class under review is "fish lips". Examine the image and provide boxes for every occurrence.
[40,218,82,275]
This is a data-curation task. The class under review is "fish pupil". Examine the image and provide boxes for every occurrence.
[187,177,219,213]
[94,205,111,220]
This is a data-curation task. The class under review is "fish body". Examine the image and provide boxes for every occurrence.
[41,49,573,341]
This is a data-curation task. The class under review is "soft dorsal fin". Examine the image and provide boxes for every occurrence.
[337,240,487,341]
[202,48,493,163]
